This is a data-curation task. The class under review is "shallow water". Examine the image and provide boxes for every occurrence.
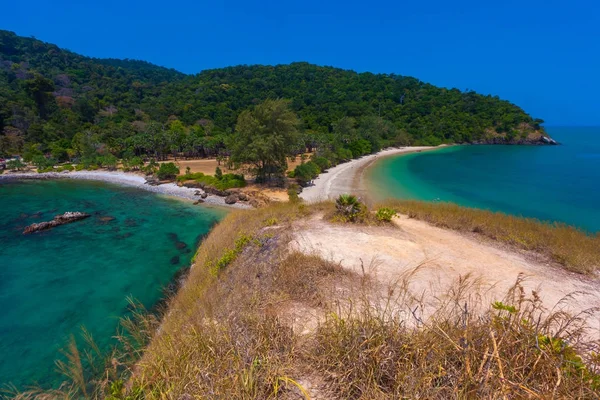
[367,127,600,233]
[0,179,226,388]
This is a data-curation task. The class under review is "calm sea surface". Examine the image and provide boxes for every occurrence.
[0,180,225,388]
[367,127,600,233]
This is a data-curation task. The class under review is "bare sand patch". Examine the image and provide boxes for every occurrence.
[290,214,600,324]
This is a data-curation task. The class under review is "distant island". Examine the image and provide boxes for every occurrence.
[0,29,552,183]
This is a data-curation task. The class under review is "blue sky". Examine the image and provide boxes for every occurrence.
[3,0,599,125]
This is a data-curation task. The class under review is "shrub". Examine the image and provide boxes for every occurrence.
[157,162,180,180]
[176,172,246,191]
[376,207,397,222]
[335,194,363,222]
[75,164,85,171]
[336,147,353,162]
[312,156,331,171]
[7,159,25,171]
[98,154,118,170]
[294,161,320,185]
[287,184,301,203]
[215,166,223,180]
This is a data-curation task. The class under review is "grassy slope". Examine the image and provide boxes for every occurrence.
[127,202,600,399]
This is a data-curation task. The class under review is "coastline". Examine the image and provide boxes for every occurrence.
[0,171,251,209]
[299,146,442,203]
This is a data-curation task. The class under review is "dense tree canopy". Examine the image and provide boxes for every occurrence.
[0,30,546,175]
[229,99,300,182]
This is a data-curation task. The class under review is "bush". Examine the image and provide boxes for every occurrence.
[176,172,246,191]
[294,161,320,185]
[143,159,159,175]
[98,154,118,170]
[215,166,223,180]
[287,184,301,203]
[7,159,25,171]
[312,156,331,171]
[376,207,397,222]
[157,162,180,180]
[336,148,353,162]
[335,194,363,222]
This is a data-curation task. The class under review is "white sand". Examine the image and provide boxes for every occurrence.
[299,146,435,203]
[0,170,251,209]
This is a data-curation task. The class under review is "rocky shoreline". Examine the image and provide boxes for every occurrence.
[0,171,252,209]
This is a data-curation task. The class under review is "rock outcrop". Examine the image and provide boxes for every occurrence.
[23,212,91,234]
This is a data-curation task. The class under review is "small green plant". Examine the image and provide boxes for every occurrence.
[287,184,300,203]
[335,194,363,222]
[265,217,279,226]
[376,207,397,222]
[185,166,191,176]
[157,162,180,180]
[215,166,223,180]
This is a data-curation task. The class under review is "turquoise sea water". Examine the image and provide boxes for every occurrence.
[367,127,600,233]
[0,180,225,389]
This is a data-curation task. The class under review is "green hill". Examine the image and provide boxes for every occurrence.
[0,30,546,162]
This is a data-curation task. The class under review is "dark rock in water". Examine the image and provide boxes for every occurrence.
[23,212,91,234]
[124,218,138,227]
[200,192,208,199]
[175,241,188,250]
[167,232,179,241]
[193,199,204,205]
[97,215,116,223]
[170,256,180,265]
[116,232,133,239]
[225,194,238,204]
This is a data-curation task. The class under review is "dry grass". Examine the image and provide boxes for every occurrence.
[382,200,600,274]
[309,275,600,399]
[8,201,600,399]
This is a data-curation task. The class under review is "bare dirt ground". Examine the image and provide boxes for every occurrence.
[290,214,600,327]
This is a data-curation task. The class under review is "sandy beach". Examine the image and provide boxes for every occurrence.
[0,171,251,209]
[299,146,436,203]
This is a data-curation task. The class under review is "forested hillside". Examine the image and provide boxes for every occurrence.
[0,30,546,169]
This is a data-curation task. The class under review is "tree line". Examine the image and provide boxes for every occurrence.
[0,30,545,181]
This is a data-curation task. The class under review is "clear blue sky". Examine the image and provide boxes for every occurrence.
[3,0,599,125]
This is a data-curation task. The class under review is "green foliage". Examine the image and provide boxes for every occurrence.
[293,161,321,185]
[209,233,253,275]
[0,30,545,181]
[335,194,364,222]
[177,171,246,191]
[6,158,25,170]
[287,184,301,203]
[230,99,301,183]
[375,207,397,222]
[98,154,118,170]
[215,166,223,180]
[156,162,180,180]
[311,156,331,171]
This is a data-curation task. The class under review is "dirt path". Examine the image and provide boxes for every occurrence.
[290,215,600,324]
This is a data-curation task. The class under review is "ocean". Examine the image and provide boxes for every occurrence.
[366,127,600,233]
[0,179,226,389]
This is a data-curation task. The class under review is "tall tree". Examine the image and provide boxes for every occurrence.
[230,99,300,183]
